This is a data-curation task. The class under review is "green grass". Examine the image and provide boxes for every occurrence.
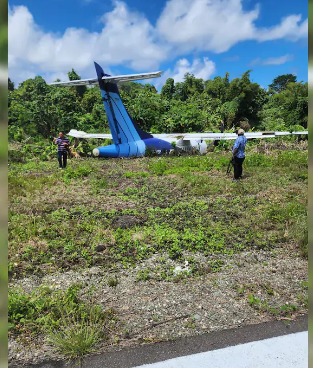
[8,284,118,360]
[8,144,308,278]
[47,308,108,361]
[8,284,116,334]
[234,280,309,318]
[8,141,308,352]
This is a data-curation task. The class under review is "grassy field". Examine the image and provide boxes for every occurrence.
[8,139,308,364]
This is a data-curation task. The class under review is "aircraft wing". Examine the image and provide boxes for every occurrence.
[152,132,267,140]
[152,131,308,141]
[67,129,112,139]
[67,130,307,140]
[274,131,308,135]
[50,71,163,87]
[152,133,238,140]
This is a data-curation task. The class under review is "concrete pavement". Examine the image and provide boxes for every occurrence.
[133,331,308,368]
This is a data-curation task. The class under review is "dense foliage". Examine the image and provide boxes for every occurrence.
[8,69,308,141]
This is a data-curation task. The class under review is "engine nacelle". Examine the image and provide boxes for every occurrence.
[176,139,207,154]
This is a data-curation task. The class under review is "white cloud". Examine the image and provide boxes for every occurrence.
[43,71,72,84]
[248,54,294,67]
[97,2,169,70]
[8,2,169,84]
[157,0,307,53]
[8,0,307,85]
[263,54,294,65]
[157,0,259,53]
[172,57,216,82]
[256,15,308,42]
[154,57,216,90]
[248,57,261,66]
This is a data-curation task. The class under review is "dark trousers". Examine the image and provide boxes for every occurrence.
[234,156,245,179]
[57,151,67,168]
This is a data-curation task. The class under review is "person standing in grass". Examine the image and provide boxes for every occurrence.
[53,132,70,169]
[232,129,247,182]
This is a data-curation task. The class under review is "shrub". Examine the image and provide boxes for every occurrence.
[63,166,93,180]
[8,150,25,163]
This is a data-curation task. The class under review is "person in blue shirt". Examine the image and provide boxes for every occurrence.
[232,129,247,181]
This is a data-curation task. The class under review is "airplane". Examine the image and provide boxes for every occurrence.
[50,62,308,158]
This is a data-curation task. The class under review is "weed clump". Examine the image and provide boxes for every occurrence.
[9,285,117,360]
[47,308,108,361]
[107,277,119,287]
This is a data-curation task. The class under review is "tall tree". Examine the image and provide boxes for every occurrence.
[269,74,297,93]
[68,69,81,81]
[161,78,175,100]
[68,68,87,98]
[260,81,307,130]
[8,78,14,91]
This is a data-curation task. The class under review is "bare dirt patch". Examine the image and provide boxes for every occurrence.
[112,215,144,229]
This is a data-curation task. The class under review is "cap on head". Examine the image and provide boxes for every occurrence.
[238,129,245,135]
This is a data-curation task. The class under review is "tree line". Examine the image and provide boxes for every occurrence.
[8,69,307,141]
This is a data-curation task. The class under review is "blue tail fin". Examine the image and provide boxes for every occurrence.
[94,62,152,152]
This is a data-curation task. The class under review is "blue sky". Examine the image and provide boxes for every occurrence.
[8,0,308,90]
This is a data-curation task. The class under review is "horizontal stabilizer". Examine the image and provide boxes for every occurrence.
[50,78,99,87]
[102,71,163,83]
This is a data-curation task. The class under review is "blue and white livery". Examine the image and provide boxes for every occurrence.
[51,62,173,157]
